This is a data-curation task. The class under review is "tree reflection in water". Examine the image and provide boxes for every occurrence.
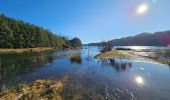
[99,59,132,72]
[0,52,55,86]
[70,54,82,64]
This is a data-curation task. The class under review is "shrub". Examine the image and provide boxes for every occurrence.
[99,41,113,53]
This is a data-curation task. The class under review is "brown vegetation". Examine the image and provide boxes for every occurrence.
[95,50,170,66]
[95,50,126,59]
[0,80,63,100]
[0,48,54,53]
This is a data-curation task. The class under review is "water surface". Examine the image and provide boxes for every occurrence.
[0,46,170,100]
[114,46,168,50]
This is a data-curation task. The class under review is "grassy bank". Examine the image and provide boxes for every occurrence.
[0,48,55,53]
[95,50,170,66]
[95,50,126,59]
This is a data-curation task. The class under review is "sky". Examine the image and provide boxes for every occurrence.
[0,0,170,44]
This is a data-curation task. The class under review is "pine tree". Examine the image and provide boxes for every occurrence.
[0,14,79,49]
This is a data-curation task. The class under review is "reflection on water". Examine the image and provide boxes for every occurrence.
[135,76,144,85]
[0,47,170,100]
[0,52,55,86]
[99,59,132,72]
[85,47,94,61]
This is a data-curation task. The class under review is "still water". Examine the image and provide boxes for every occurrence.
[0,46,170,100]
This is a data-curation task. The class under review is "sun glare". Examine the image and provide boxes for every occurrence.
[135,76,144,84]
[137,4,148,14]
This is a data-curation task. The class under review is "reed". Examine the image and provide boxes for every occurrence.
[0,48,54,53]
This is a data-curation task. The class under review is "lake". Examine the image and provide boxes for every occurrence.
[0,46,170,100]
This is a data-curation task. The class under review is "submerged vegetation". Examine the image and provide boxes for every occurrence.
[32,54,54,64]
[69,54,82,64]
[0,80,63,100]
[0,52,55,86]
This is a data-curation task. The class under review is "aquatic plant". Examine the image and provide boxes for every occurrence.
[32,54,54,64]
[69,54,82,64]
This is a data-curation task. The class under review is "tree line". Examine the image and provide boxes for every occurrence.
[0,14,82,49]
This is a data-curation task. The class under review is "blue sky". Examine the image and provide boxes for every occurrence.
[0,0,170,44]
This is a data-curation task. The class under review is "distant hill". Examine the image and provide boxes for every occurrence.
[89,31,170,46]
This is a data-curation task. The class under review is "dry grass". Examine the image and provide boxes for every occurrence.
[95,50,126,59]
[95,50,170,66]
[0,79,63,100]
[0,48,54,53]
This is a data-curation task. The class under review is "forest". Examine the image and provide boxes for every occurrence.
[0,14,82,49]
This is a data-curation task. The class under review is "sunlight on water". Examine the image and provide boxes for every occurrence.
[114,46,167,50]
[135,76,144,84]
[1,47,170,99]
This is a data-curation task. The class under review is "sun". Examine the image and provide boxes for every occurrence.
[137,4,148,14]
[135,76,144,84]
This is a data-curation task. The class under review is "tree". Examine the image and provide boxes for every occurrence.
[70,37,82,48]
[0,14,81,49]
[99,41,113,53]
[0,24,13,48]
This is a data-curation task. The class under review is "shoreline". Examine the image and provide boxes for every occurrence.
[0,48,55,53]
[95,50,170,66]
[0,47,82,54]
